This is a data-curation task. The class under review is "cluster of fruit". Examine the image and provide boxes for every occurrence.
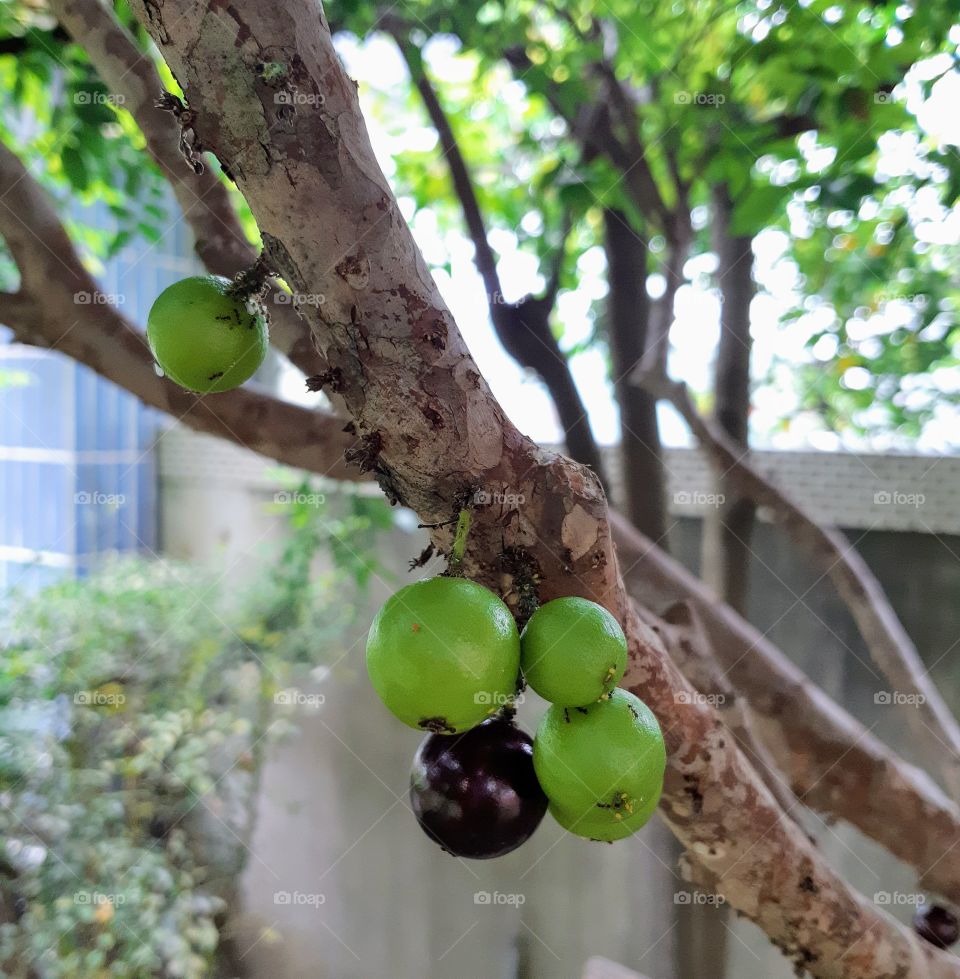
[365,576,666,858]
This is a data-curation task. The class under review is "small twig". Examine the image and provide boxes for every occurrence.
[446,509,472,576]
[155,91,205,173]
[227,253,276,303]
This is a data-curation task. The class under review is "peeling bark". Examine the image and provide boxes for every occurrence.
[640,599,800,831]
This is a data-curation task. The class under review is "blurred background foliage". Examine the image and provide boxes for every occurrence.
[0,488,393,977]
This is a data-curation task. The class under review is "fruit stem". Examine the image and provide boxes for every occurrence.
[228,252,275,303]
[447,509,471,576]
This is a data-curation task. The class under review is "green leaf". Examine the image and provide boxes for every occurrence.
[60,145,89,193]
[729,183,786,236]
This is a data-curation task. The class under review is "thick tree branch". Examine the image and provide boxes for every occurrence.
[603,209,668,541]
[48,0,323,377]
[126,2,960,972]
[386,25,607,483]
[700,184,757,614]
[610,510,960,905]
[639,372,960,798]
[0,140,358,478]
[639,598,799,818]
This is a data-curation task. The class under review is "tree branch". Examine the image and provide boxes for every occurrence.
[700,184,757,613]
[640,598,799,818]
[0,140,358,478]
[610,509,960,906]
[48,0,323,378]
[125,2,960,972]
[638,372,960,799]
[603,208,668,540]
[387,24,607,483]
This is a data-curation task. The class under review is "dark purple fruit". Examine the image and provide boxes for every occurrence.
[913,904,959,949]
[410,716,547,859]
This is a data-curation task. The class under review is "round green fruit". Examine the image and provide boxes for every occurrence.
[147,275,268,393]
[366,577,521,734]
[549,790,659,842]
[520,597,627,706]
[533,688,666,818]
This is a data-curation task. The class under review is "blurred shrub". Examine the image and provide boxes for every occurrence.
[0,486,393,977]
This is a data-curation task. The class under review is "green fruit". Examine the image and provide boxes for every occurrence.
[520,597,627,706]
[550,790,659,842]
[366,577,521,734]
[533,689,666,819]
[147,275,268,393]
